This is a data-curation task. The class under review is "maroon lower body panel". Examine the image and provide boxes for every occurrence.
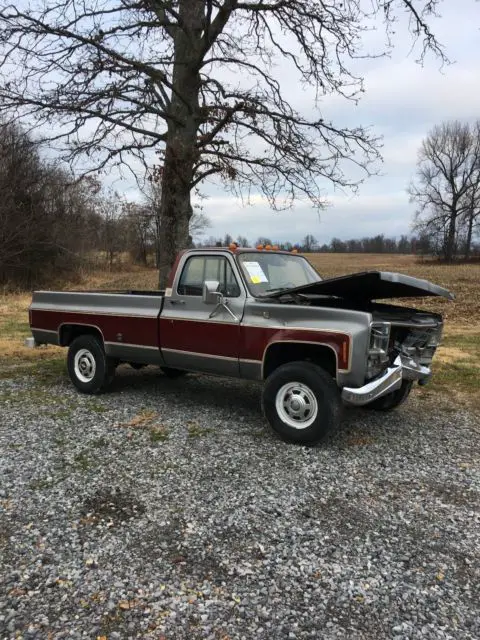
[158,318,350,372]
[241,327,351,371]
[31,310,159,347]
[159,318,241,358]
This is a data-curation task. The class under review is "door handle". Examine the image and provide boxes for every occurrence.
[169,299,185,305]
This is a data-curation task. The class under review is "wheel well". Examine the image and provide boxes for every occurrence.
[59,324,104,347]
[263,342,337,380]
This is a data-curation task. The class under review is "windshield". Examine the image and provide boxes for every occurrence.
[237,252,321,296]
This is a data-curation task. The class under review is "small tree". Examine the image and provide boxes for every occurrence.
[302,234,318,252]
[256,237,273,247]
[123,202,154,266]
[330,238,346,253]
[236,235,249,248]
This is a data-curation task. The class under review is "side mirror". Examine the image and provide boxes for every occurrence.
[202,280,222,304]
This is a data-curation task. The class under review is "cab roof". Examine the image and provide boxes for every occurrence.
[189,246,297,255]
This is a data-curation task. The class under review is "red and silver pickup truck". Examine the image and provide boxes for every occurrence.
[27,247,453,444]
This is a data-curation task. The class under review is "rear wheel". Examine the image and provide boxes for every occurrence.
[262,361,341,445]
[363,380,413,411]
[67,335,116,394]
[160,367,188,379]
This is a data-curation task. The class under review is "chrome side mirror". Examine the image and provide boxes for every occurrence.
[202,280,222,304]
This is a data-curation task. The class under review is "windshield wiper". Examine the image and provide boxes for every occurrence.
[263,286,294,294]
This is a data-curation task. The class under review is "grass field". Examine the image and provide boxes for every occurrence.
[1,254,479,405]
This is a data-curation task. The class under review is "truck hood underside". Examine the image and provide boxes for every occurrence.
[265,271,454,301]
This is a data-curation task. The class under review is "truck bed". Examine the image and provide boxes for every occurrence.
[75,290,165,296]
[29,289,165,365]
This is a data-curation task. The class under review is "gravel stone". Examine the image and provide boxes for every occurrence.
[0,365,479,639]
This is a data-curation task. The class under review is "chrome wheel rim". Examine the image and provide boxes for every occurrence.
[74,349,96,383]
[275,382,318,429]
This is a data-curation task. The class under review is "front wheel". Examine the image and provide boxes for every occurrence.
[67,335,116,394]
[262,361,341,445]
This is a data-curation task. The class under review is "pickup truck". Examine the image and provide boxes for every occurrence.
[28,247,453,444]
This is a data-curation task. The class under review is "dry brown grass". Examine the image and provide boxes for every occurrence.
[1,253,478,404]
[0,294,63,368]
[305,253,480,328]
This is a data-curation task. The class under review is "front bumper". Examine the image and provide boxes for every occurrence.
[341,355,431,407]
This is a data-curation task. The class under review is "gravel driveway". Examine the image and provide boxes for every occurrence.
[0,365,479,639]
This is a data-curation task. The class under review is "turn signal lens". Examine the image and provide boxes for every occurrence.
[427,323,443,347]
[369,322,391,354]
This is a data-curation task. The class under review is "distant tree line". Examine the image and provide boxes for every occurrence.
[197,232,467,255]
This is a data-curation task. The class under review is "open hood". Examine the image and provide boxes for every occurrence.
[265,271,454,301]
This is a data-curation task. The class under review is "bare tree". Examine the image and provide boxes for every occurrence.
[236,235,249,247]
[409,121,480,261]
[123,201,154,266]
[0,1,446,285]
[302,234,318,252]
[256,237,273,247]
[460,169,480,259]
[96,190,125,268]
[188,212,211,244]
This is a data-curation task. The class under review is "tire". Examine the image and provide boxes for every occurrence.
[363,380,413,411]
[262,361,341,445]
[67,335,116,394]
[129,362,146,370]
[160,367,188,379]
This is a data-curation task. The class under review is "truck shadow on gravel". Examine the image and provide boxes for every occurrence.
[102,364,416,446]
[110,365,262,412]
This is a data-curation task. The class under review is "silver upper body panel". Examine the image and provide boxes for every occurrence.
[30,290,163,317]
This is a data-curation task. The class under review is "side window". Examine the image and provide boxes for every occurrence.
[177,256,241,297]
[177,256,205,296]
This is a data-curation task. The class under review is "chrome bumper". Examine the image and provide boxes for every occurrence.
[341,355,431,407]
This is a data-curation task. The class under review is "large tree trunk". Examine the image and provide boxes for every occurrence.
[157,142,195,287]
[444,210,457,262]
[464,209,474,260]
[157,1,202,289]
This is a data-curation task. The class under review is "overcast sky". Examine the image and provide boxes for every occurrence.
[120,1,480,246]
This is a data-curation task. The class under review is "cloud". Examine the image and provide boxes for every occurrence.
[198,190,412,244]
